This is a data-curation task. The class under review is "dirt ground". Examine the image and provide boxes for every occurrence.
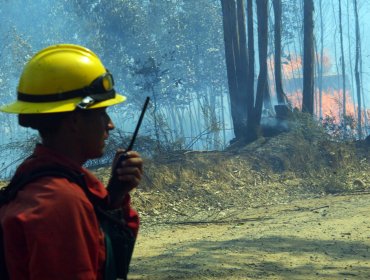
[129,192,370,280]
[111,119,370,280]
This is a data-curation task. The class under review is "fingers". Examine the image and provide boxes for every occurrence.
[112,148,126,168]
[119,151,143,169]
[115,151,143,184]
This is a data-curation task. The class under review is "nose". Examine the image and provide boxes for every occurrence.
[106,113,115,130]
[108,119,115,130]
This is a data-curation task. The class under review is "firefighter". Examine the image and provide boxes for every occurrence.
[0,44,143,280]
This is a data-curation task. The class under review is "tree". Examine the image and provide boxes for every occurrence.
[353,0,362,138]
[221,0,269,143]
[252,0,268,129]
[69,0,229,150]
[246,0,255,131]
[317,0,324,119]
[272,0,286,105]
[220,0,248,140]
[338,0,346,122]
[302,0,314,114]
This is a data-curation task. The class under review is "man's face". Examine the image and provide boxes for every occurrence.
[75,107,115,160]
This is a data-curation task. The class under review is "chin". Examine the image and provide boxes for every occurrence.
[88,150,105,160]
[96,151,105,158]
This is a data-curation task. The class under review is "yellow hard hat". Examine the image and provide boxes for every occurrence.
[0,44,126,114]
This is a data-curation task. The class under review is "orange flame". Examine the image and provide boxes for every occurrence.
[268,51,368,130]
[282,54,302,79]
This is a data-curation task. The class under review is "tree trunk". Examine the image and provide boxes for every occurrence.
[360,44,369,134]
[246,0,255,120]
[272,0,286,105]
[302,0,315,114]
[318,0,324,119]
[220,0,248,140]
[338,0,346,121]
[353,0,362,138]
[254,0,268,125]
[236,0,249,112]
[347,0,356,115]
[264,79,273,113]
[220,0,240,138]
[244,0,263,143]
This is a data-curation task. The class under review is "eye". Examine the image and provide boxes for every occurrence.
[102,111,110,121]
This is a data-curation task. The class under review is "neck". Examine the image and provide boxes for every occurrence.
[42,134,85,166]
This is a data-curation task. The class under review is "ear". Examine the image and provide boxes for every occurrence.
[63,111,83,133]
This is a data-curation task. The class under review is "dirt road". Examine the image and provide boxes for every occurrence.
[129,193,370,279]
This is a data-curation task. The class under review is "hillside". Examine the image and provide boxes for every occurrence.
[95,113,370,226]
[121,114,370,279]
[94,113,370,279]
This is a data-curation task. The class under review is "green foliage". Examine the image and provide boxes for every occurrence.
[321,171,350,194]
[0,28,33,103]
[321,114,357,141]
[67,0,228,151]
[289,111,329,143]
[70,0,226,106]
[281,0,302,44]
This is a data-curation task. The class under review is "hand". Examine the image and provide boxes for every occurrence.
[108,150,143,208]
[112,150,143,192]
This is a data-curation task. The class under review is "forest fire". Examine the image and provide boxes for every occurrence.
[281,54,302,79]
[287,88,356,122]
[270,51,365,126]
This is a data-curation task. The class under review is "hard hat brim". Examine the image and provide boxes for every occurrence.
[0,93,126,114]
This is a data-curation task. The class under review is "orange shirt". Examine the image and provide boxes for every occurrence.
[0,145,139,280]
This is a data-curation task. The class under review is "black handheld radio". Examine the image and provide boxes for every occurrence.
[107,96,150,201]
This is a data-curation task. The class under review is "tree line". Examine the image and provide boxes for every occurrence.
[221,0,368,143]
[0,0,368,156]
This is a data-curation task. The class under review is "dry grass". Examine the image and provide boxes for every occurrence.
[93,115,370,225]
